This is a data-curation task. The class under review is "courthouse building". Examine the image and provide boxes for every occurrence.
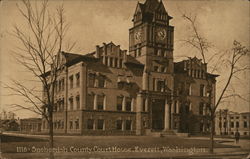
[41,0,217,135]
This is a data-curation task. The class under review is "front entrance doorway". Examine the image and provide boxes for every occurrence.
[151,99,165,130]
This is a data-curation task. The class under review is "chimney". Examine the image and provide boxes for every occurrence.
[95,45,100,58]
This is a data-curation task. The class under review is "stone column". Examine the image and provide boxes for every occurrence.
[94,94,98,110]
[142,70,149,90]
[203,104,206,116]
[103,95,106,110]
[136,94,143,135]
[171,102,174,129]
[176,100,179,114]
[164,99,170,130]
[122,96,126,111]
[131,98,134,112]
[145,98,148,112]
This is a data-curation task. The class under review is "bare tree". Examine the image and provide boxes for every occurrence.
[181,13,249,153]
[3,0,75,158]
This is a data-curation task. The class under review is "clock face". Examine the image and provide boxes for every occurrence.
[157,29,166,40]
[134,30,142,42]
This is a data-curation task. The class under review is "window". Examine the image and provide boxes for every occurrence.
[97,119,104,130]
[199,103,203,115]
[87,94,94,109]
[244,132,248,135]
[61,121,64,129]
[125,120,132,130]
[138,48,141,56]
[126,98,132,111]
[142,98,146,112]
[244,121,247,128]
[69,121,73,129]
[88,74,95,87]
[87,119,94,129]
[97,95,104,110]
[98,76,105,88]
[243,116,247,119]
[236,121,239,128]
[54,103,57,112]
[105,57,108,65]
[231,122,234,128]
[119,59,123,68]
[230,117,234,119]
[61,78,64,91]
[76,95,80,110]
[116,120,123,130]
[69,75,73,89]
[110,58,113,67]
[117,96,123,111]
[75,119,79,129]
[76,73,80,87]
[223,122,227,128]
[157,80,165,92]
[188,84,192,96]
[154,66,159,72]
[69,97,73,110]
[114,58,118,67]
[61,99,64,111]
[200,84,205,97]
[236,116,239,119]
[160,67,165,72]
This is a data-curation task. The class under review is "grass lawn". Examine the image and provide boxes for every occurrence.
[1,134,241,159]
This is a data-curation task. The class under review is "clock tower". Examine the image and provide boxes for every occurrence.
[129,0,174,91]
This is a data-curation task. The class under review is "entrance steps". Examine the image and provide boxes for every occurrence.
[145,129,176,137]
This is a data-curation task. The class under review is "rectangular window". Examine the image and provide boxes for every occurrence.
[69,121,73,129]
[154,66,159,72]
[125,120,132,130]
[114,58,118,68]
[236,116,239,119]
[61,121,64,129]
[119,59,123,68]
[69,97,74,110]
[116,120,123,130]
[61,99,64,111]
[61,79,64,91]
[75,119,79,129]
[88,74,95,87]
[160,67,165,72]
[126,98,132,111]
[200,84,205,97]
[97,119,104,130]
[157,80,165,92]
[97,95,104,110]
[188,84,192,96]
[244,121,247,128]
[87,119,94,129]
[236,121,239,128]
[76,73,80,87]
[98,77,105,88]
[142,98,146,112]
[231,122,234,128]
[199,103,203,115]
[105,57,108,66]
[76,95,80,110]
[69,75,73,89]
[110,58,113,67]
[243,116,247,119]
[87,94,94,109]
[117,96,123,111]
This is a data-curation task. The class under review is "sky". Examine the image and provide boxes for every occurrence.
[0,0,249,118]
